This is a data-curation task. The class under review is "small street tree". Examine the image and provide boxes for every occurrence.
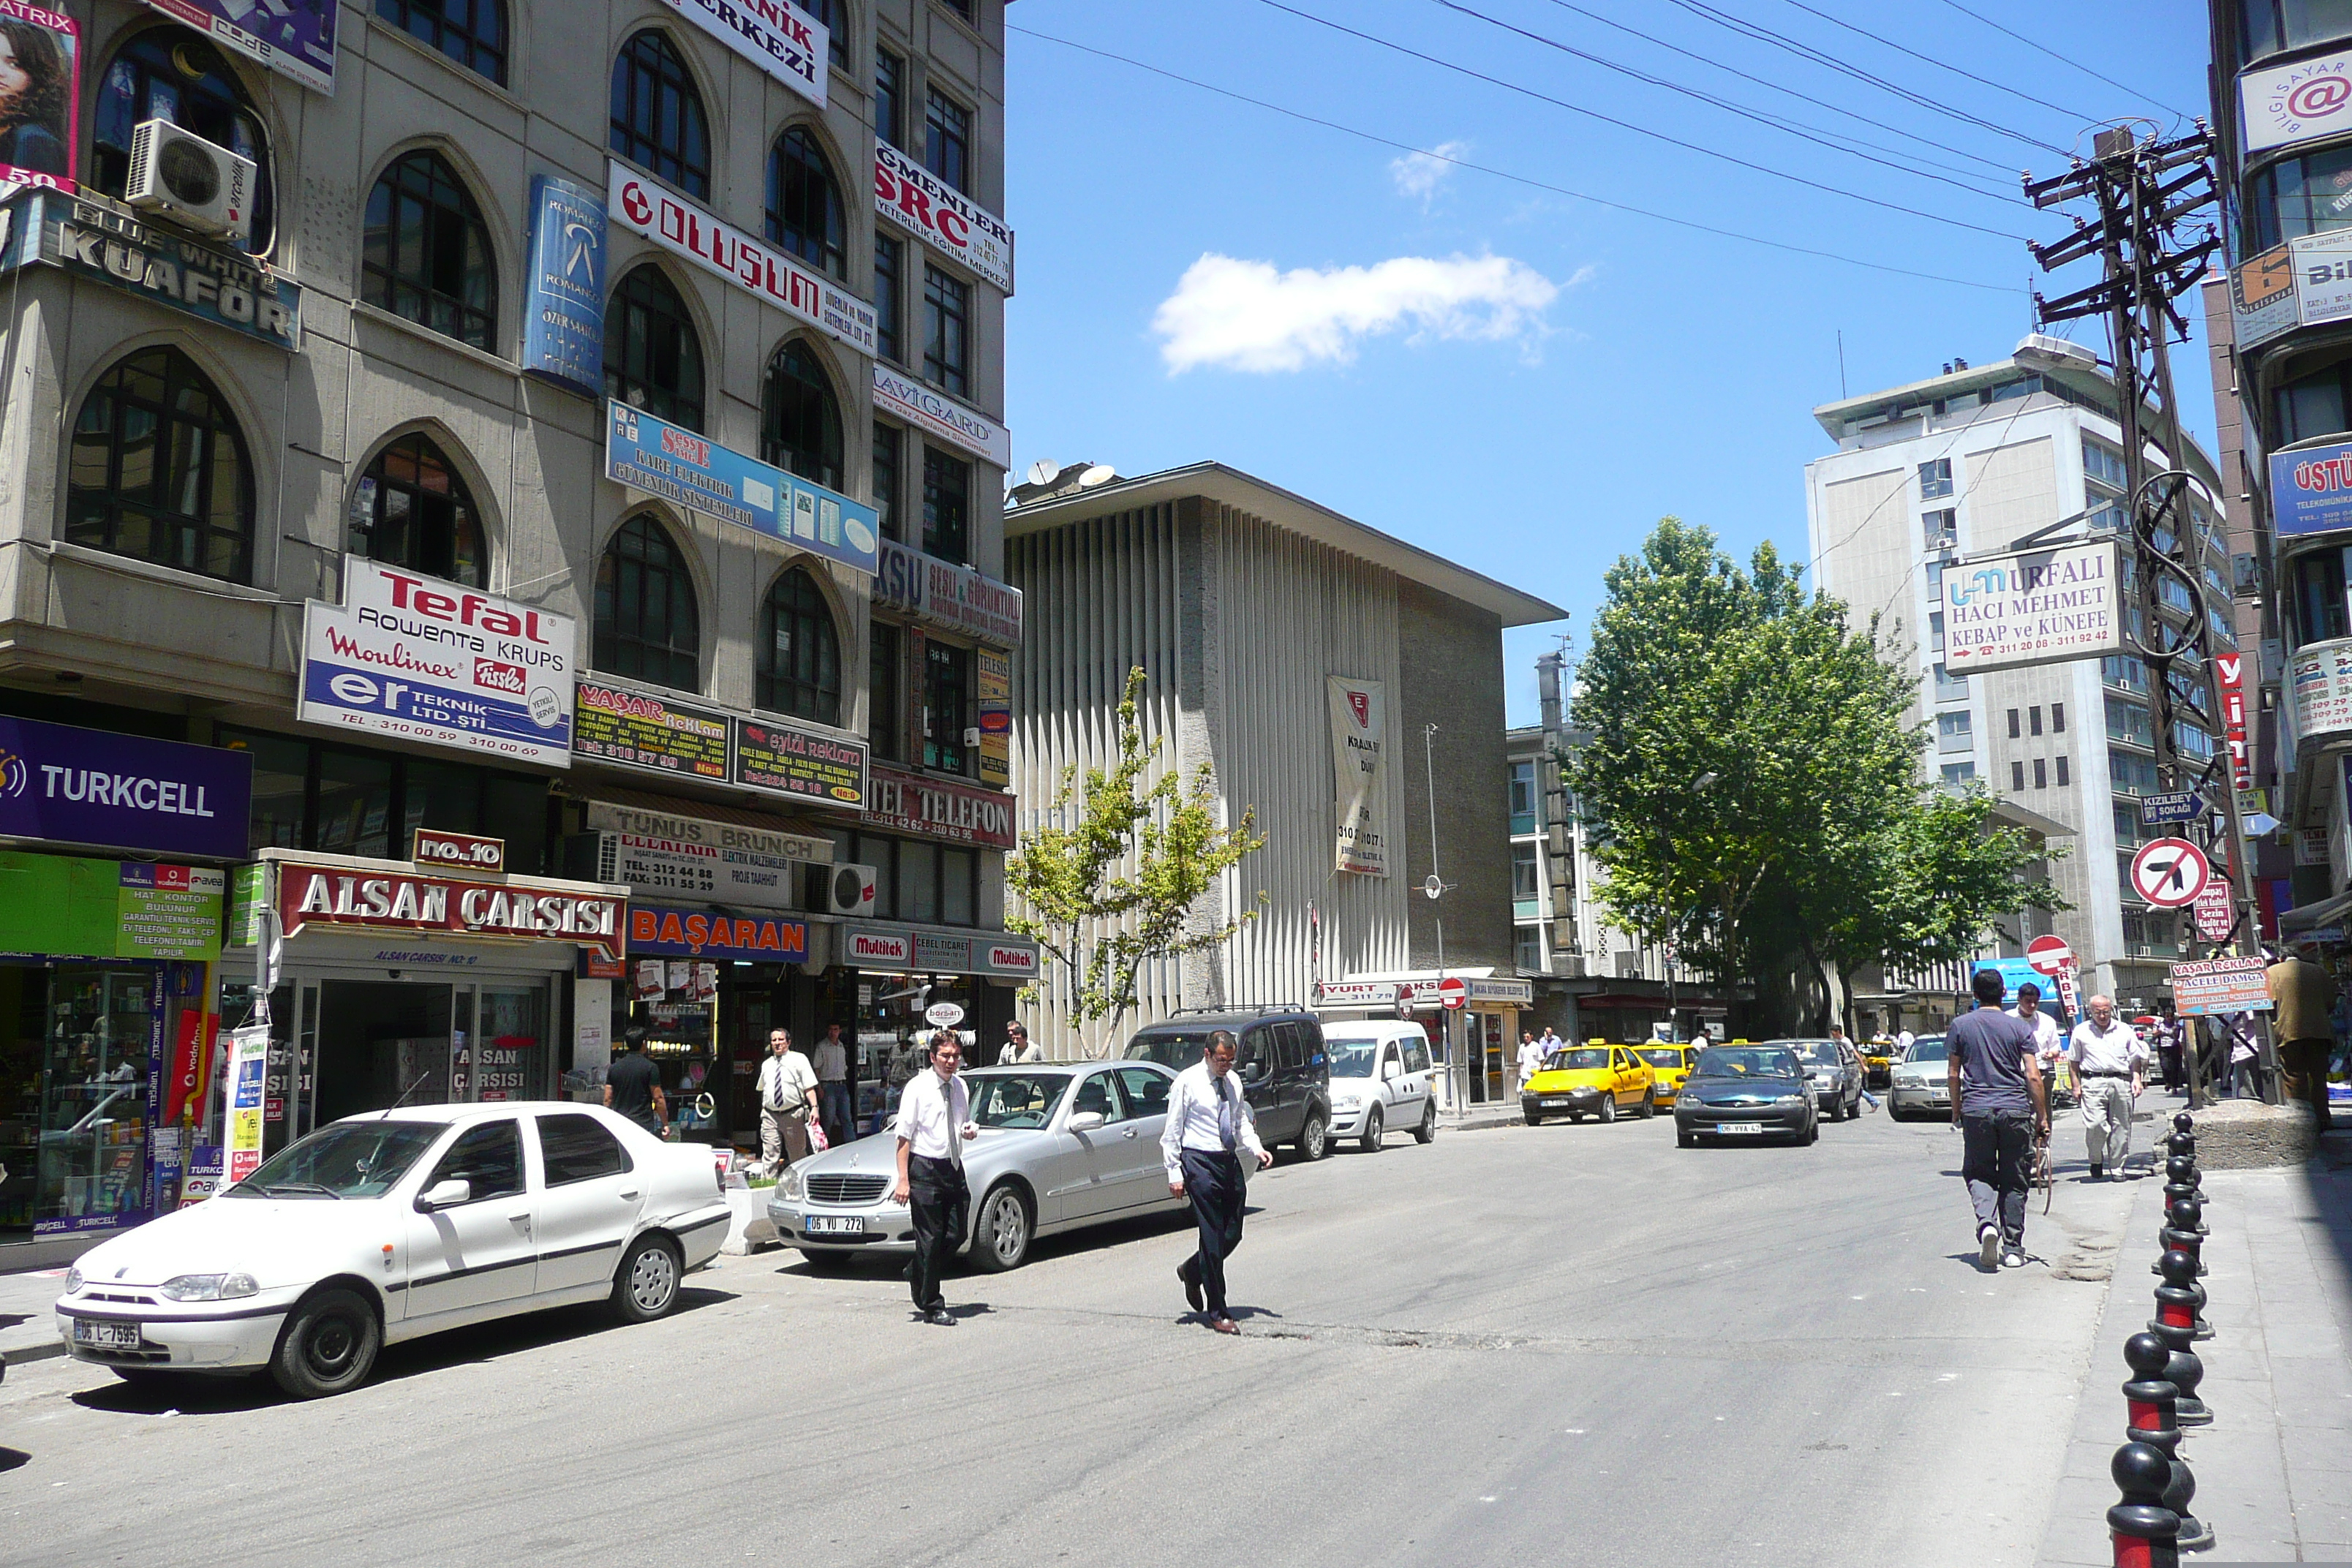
[1004,667,1267,1057]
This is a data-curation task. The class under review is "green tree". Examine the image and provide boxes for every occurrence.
[1004,667,1267,1057]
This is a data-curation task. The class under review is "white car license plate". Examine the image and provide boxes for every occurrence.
[1714,1123,1763,1136]
[74,1319,142,1349]
[804,1215,864,1237]
[1539,1098,1569,1107]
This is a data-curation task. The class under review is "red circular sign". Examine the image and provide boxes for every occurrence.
[2026,935,2072,976]
[2289,75,2352,121]
[1437,976,1468,1009]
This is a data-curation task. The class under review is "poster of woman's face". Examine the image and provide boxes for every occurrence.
[0,1,76,192]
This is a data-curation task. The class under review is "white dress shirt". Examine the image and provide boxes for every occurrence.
[1517,1040,1548,1083]
[2009,1008,2062,1061]
[1160,1061,1267,1178]
[814,1039,848,1082]
[757,1051,818,1112]
[894,1069,970,1161]
[2068,1019,2148,1077]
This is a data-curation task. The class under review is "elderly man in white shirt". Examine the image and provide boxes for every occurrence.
[2067,994,2149,1180]
[1516,1031,1548,1090]
[892,1030,977,1326]
[1162,1030,1273,1334]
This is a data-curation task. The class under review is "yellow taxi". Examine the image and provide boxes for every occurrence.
[1522,1041,1656,1126]
[1859,1036,1895,1090]
[1632,1043,1695,1109]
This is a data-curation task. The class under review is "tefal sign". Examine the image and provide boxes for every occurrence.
[276,862,625,960]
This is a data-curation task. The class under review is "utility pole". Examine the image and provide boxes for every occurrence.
[2027,123,2267,1108]
[1423,722,1460,1118]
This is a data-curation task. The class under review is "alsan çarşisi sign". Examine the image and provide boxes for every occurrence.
[1940,540,2125,675]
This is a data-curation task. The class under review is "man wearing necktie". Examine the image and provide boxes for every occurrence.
[892,1030,976,1326]
[1162,1030,1273,1334]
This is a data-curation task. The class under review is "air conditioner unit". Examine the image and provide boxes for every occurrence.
[826,862,877,917]
[126,119,256,242]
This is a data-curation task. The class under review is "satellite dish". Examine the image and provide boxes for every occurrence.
[1025,459,1055,486]
[1422,875,1444,901]
[1077,464,1117,489]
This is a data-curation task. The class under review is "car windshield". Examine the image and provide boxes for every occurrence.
[1548,1047,1611,1071]
[1637,1048,1684,1068]
[1903,1037,1949,1064]
[225,1118,446,1199]
[1694,1047,1802,1079]
[1124,1032,1215,1071]
[1788,1041,1844,1065]
[1327,1041,1379,1077]
[968,1073,1071,1129]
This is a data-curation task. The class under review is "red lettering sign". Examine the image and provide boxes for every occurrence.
[277,862,623,960]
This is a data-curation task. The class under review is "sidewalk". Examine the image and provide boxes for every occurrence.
[0,1264,68,1369]
[2035,1132,2352,1565]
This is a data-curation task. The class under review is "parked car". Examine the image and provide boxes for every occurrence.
[1321,1020,1439,1150]
[1673,1044,1819,1147]
[1123,1008,1333,1161]
[769,1061,1184,1273]
[1521,1042,1656,1125]
[1885,1035,1952,1120]
[1859,1037,1896,1090]
[53,1104,728,1399]
[1632,1044,1695,1109]
[1772,1039,1866,1121]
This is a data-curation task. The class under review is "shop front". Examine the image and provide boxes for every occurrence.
[1336,972,1531,1105]
[835,921,1039,1121]
[616,902,813,1149]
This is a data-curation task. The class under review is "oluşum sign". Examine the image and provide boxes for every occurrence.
[1940,540,2123,674]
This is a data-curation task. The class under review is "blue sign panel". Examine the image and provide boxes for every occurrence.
[605,401,881,577]
[0,715,251,859]
[2138,791,2209,826]
[522,176,606,396]
[1972,957,2042,1006]
[2271,441,2352,537]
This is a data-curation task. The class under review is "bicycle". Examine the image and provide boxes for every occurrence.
[2031,1130,2054,1214]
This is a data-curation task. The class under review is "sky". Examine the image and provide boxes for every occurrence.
[999,0,2219,725]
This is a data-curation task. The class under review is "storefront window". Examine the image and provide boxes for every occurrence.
[2247,142,2352,253]
[7,964,157,1238]
[941,848,975,927]
[243,731,309,851]
[900,843,938,924]
[315,749,396,859]
[630,960,718,1142]
[220,730,550,872]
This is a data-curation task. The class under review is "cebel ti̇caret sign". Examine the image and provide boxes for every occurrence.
[1940,540,2123,675]
[0,715,251,859]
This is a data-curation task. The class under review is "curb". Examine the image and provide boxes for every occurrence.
[2,1341,67,1368]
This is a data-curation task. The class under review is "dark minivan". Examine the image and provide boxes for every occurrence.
[1123,1008,1335,1161]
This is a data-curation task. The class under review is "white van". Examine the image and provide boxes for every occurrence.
[1319,1020,1438,1150]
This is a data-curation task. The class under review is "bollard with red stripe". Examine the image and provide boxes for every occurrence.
[2108,1441,2181,1568]
[2149,1248,2212,1342]
[2122,1335,2213,1554]
[2154,1196,2206,1278]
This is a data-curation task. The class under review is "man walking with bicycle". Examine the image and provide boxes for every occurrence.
[1950,968,2050,1272]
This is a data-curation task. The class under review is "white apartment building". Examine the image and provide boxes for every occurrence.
[1806,338,2233,1010]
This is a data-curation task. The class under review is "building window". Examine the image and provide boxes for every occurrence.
[2109,747,2159,795]
[2032,758,2048,790]
[2055,755,2070,786]
[1515,927,1543,974]
[67,347,254,584]
[941,846,976,927]
[923,448,970,563]
[2292,548,2351,647]
[375,0,507,84]
[924,640,971,774]
[2029,706,2043,736]
[1937,711,1972,742]
[611,30,710,199]
[92,29,274,254]
[2105,696,2153,747]
[363,150,497,350]
[1929,611,1944,653]
[872,423,903,541]
[2006,708,2020,739]
[798,0,848,69]
[2011,760,2026,792]
[1940,762,1976,785]
[766,126,847,279]
[1510,843,1541,916]
[1918,458,1953,500]
[758,567,843,725]
[940,0,975,20]
[924,86,970,192]
[593,516,701,691]
[874,48,905,148]
[2240,1,2352,63]
[356,434,484,587]
[761,341,845,490]
[922,265,970,395]
[1923,508,1956,548]
[873,235,904,364]
[604,265,705,430]
[869,621,902,760]
[2052,702,2065,734]
[1508,760,1537,834]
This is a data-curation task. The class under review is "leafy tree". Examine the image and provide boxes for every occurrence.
[1004,667,1267,1056]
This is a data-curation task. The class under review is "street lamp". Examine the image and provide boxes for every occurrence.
[1665,772,1719,1043]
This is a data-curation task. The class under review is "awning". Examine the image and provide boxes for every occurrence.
[2278,888,2352,937]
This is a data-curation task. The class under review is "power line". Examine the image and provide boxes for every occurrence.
[1258,1,2040,241]
[1773,0,2105,125]
[1929,0,2194,121]
[1428,0,2037,208]
[1003,23,2021,293]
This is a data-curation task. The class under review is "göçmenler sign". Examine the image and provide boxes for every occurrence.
[1940,540,2124,674]
[874,143,1013,293]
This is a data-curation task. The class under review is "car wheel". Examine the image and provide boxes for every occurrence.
[270,1286,380,1401]
[612,1233,683,1324]
[1414,1102,1437,1144]
[1299,1110,1330,1161]
[1677,1126,1697,1148]
[1523,1111,1542,1126]
[799,1249,854,1274]
[1359,1105,1384,1153]
[1598,1095,1617,1124]
[1638,1093,1656,1120]
[972,1183,1032,1273]
[1805,1116,1820,1145]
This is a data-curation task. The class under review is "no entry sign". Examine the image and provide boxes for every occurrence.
[1438,976,1467,1010]
[2130,838,2212,909]
[2026,935,2072,976]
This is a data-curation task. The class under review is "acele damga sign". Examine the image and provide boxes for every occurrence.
[0,188,303,350]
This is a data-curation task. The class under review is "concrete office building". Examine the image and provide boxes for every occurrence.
[1806,343,2232,1011]
[0,0,1022,1259]
[1003,461,1564,1101]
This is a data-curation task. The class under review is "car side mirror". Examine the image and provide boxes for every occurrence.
[415,1178,470,1213]
[1381,1060,1400,1081]
[1066,1111,1105,1133]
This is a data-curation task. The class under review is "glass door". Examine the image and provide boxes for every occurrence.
[36,966,156,1233]
[312,980,456,1124]
[472,984,547,1104]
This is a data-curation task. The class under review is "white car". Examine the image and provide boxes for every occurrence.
[53,1103,728,1399]
[1321,1021,1438,1151]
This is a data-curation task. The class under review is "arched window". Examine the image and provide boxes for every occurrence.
[594,516,701,691]
[759,566,842,724]
[610,31,709,199]
[761,341,844,490]
[67,347,254,583]
[374,0,508,86]
[766,127,845,279]
[363,150,497,350]
[604,266,705,431]
[357,434,485,587]
[91,29,274,253]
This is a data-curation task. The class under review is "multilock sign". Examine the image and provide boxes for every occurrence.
[1940,540,2123,675]
[1328,676,1390,877]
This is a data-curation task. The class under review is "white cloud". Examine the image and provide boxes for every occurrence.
[1390,140,1470,203]
[1153,252,1567,374]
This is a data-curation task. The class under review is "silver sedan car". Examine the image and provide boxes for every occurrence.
[767,1060,1185,1273]
[1885,1035,1950,1120]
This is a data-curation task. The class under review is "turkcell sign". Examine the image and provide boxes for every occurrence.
[606,401,879,576]
[2270,440,2352,537]
[2138,791,2207,826]
[0,715,252,859]
[874,143,1013,293]
[299,559,577,767]
[657,0,826,108]
[521,175,607,396]
[1941,540,2123,674]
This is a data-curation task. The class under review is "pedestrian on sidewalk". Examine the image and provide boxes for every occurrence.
[2153,1001,2186,1096]
[1948,967,2048,1272]
[2010,982,2066,1102]
[1516,1030,1547,1089]
[1164,1029,1273,1334]
[603,1027,667,1138]
[998,1020,1041,1066]
[892,1030,976,1326]
[756,1028,819,1169]
[2267,947,2338,1131]
[814,1022,853,1146]
[2066,995,2146,1180]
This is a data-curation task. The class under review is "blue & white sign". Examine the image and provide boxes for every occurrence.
[604,402,879,577]
[2270,440,2352,538]
[522,176,606,397]
[2138,791,2209,826]
[1971,957,2042,1006]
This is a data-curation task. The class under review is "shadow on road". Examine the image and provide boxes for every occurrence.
[0,1447,28,1474]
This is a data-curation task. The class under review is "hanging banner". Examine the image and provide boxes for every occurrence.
[2293,228,2352,328]
[572,677,732,781]
[976,648,1011,788]
[137,0,336,96]
[521,174,606,396]
[2269,439,2352,538]
[0,852,224,960]
[606,399,880,576]
[2288,634,2352,748]
[733,716,867,807]
[1940,540,2125,674]
[872,363,1011,468]
[2170,954,2274,1017]
[870,538,1021,646]
[873,142,1012,293]
[592,827,813,911]
[275,859,627,961]
[657,0,826,108]
[0,188,303,349]
[1327,675,1390,877]
[2240,45,2352,154]
[2233,243,2299,351]
[0,3,77,192]
[861,761,1014,847]
[0,713,252,859]
[626,902,808,960]
[2216,649,2253,791]
[222,1022,270,1186]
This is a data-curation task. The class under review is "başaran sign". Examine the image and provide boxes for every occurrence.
[1940,540,2124,674]
[1327,676,1389,876]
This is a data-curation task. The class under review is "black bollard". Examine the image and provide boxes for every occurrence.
[2149,1248,2213,1342]
[2122,1335,2212,1553]
[2108,1441,2182,1568]
[2166,1340,2212,1428]
[2163,1157,2209,1235]
[2154,1196,2207,1278]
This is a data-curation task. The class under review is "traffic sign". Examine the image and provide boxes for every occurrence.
[1437,976,1467,1010]
[2130,837,2212,908]
[2193,881,2236,941]
[2026,935,2072,976]
[2138,791,2209,826]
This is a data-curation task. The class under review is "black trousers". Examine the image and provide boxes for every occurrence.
[1961,1109,2035,1248]
[1180,1149,1246,1317]
[907,1155,968,1311]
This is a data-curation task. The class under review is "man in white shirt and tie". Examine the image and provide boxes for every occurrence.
[755,1030,818,1169]
[2067,995,2148,1180]
[813,1022,852,1146]
[892,1030,977,1326]
[1162,1030,1273,1335]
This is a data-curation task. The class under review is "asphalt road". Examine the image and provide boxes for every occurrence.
[0,1101,2147,1568]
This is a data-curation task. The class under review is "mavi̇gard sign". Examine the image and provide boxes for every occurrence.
[1941,540,2122,674]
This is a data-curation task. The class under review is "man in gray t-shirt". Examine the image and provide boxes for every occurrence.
[1948,968,2049,1271]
